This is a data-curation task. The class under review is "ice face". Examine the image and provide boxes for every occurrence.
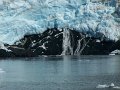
[0,0,119,44]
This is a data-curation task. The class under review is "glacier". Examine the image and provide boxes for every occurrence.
[0,0,120,45]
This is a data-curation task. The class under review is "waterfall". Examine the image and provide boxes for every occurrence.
[62,28,90,55]
[62,28,74,55]
[74,36,85,55]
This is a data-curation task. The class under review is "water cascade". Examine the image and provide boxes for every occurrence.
[62,28,74,55]
[62,28,90,55]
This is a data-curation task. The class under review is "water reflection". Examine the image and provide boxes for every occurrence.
[0,56,120,90]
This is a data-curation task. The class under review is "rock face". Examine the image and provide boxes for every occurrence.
[0,49,14,57]
[13,28,63,56]
[0,28,120,57]
[81,38,117,55]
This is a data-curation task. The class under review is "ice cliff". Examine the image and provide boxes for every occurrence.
[0,0,120,44]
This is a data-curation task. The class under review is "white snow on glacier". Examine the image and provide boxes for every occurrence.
[0,0,120,44]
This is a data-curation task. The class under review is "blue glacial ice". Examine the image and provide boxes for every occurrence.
[0,0,120,44]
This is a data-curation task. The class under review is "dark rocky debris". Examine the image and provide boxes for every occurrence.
[0,28,120,57]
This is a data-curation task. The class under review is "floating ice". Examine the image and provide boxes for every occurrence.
[0,68,5,73]
[96,83,120,89]
[96,84,108,88]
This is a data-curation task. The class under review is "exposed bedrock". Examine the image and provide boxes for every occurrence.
[0,28,120,57]
[0,49,15,57]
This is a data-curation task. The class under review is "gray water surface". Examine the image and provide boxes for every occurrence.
[0,55,120,90]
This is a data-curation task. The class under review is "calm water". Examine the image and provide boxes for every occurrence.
[0,56,120,90]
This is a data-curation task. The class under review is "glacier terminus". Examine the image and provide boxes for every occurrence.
[0,0,120,56]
